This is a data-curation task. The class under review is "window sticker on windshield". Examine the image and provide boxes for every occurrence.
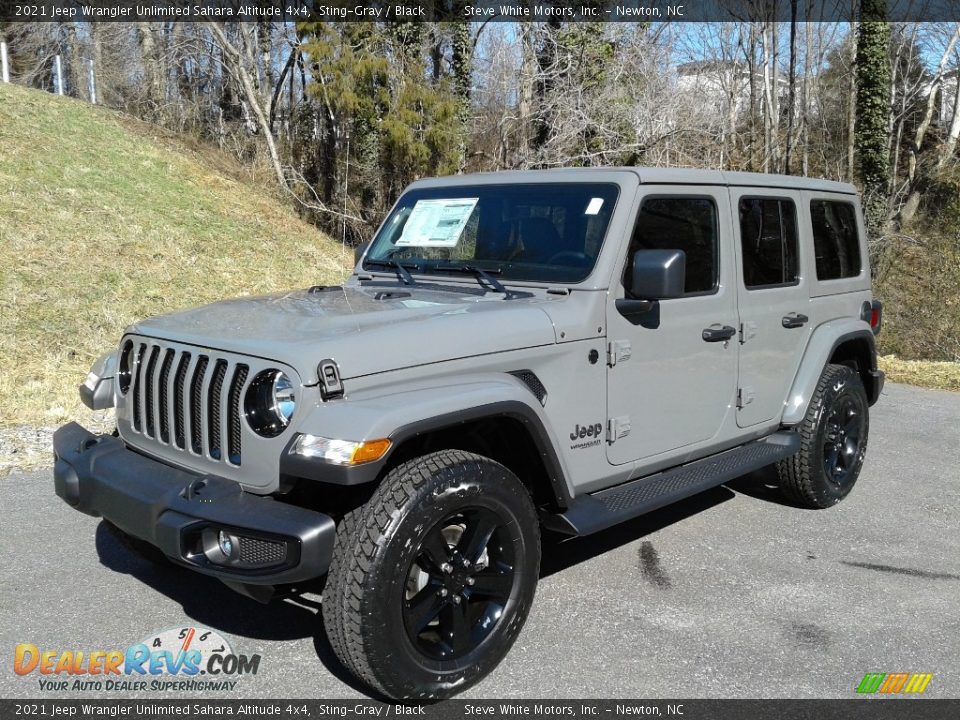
[395,198,479,248]
[585,198,604,215]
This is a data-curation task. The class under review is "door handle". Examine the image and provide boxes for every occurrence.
[702,324,737,342]
[782,313,809,329]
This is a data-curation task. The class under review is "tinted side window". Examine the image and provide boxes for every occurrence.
[810,200,862,280]
[738,198,799,288]
[626,197,718,295]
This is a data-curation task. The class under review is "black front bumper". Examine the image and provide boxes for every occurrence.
[53,422,335,590]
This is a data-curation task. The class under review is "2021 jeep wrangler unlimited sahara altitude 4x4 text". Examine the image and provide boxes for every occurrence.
[54,168,883,698]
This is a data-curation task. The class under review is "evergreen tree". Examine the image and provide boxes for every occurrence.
[298,19,462,233]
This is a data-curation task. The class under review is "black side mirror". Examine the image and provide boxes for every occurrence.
[617,249,686,324]
[354,242,370,265]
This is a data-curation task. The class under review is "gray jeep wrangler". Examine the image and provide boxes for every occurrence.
[54,168,883,699]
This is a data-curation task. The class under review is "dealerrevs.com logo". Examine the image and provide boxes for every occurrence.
[14,627,261,692]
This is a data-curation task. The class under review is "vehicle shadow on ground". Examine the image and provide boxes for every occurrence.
[94,521,377,696]
[93,475,780,698]
[539,485,735,578]
[723,464,807,509]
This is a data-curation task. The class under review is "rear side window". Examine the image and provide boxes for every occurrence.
[738,198,799,288]
[626,197,718,295]
[810,200,862,280]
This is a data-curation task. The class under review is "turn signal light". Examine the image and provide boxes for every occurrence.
[290,434,392,465]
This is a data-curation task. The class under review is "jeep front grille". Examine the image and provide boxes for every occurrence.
[128,341,249,467]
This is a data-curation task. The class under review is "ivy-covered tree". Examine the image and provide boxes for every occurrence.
[855,0,892,235]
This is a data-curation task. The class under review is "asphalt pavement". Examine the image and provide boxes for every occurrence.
[1,382,958,700]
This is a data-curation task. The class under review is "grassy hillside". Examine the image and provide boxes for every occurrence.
[0,83,350,429]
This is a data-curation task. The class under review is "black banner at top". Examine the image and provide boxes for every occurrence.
[2,0,960,22]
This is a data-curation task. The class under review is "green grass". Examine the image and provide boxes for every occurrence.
[878,355,960,392]
[0,83,350,428]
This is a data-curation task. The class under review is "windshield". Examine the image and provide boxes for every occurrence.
[364,183,620,283]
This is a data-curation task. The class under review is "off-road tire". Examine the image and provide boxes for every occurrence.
[322,449,540,699]
[777,363,869,508]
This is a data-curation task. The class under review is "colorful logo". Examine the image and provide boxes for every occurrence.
[13,627,260,692]
[856,672,933,695]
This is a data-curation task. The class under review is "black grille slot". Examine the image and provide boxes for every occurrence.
[131,343,146,432]
[509,370,547,405]
[157,349,175,443]
[238,536,286,567]
[143,346,160,437]
[190,356,209,454]
[173,353,191,449]
[207,360,228,460]
[227,364,249,465]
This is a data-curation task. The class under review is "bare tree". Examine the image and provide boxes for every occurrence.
[898,24,960,224]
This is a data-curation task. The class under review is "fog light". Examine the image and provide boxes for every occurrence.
[218,531,234,558]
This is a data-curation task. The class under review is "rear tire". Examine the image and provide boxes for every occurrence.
[322,449,540,699]
[777,363,869,508]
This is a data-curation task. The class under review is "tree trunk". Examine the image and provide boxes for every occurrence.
[137,23,164,118]
[785,1,798,174]
[846,23,858,181]
[854,1,891,234]
[518,25,536,167]
[898,25,960,225]
[209,23,285,189]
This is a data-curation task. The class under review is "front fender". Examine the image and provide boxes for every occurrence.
[782,319,877,426]
[281,373,574,506]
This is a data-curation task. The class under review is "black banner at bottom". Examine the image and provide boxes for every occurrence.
[2,699,959,720]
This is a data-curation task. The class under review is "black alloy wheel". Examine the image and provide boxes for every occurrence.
[402,507,516,661]
[822,394,865,489]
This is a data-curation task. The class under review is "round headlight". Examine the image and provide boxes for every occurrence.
[117,340,134,395]
[244,369,297,437]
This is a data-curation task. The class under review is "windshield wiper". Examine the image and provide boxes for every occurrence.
[432,264,509,295]
[364,258,417,286]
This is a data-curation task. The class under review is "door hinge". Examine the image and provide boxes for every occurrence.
[607,339,632,367]
[739,321,757,344]
[737,386,755,409]
[607,416,631,443]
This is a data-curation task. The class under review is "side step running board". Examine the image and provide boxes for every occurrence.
[544,432,800,537]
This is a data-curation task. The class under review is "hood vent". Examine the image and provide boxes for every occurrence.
[308,285,342,294]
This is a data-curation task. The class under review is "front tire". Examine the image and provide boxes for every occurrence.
[322,450,540,699]
[777,363,869,508]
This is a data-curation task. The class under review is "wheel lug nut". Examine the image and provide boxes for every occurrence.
[441,562,453,574]
[462,557,471,568]
[439,588,448,597]
[452,595,461,605]
[466,577,475,586]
